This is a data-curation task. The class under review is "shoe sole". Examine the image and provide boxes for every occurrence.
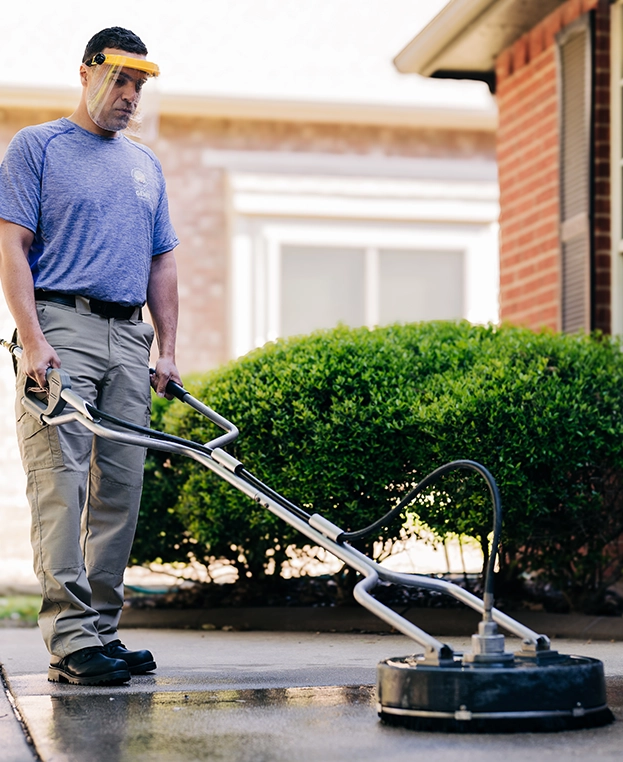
[48,667,131,685]
[127,660,157,675]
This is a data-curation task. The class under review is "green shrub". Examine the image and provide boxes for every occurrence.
[418,327,623,611]
[133,322,623,612]
[129,394,192,566]
[139,323,448,583]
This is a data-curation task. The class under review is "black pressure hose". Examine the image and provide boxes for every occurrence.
[75,380,504,608]
[339,460,502,615]
[86,397,503,601]
[86,398,503,608]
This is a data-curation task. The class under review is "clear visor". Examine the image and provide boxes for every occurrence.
[85,53,160,139]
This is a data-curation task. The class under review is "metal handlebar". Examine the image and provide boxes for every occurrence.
[0,340,239,449]
[148,367,239,449]
[22,368,72,422]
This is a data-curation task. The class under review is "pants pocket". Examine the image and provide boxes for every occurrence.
[16,410,64,472]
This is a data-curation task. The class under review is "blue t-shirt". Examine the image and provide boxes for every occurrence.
[0,118,178,306]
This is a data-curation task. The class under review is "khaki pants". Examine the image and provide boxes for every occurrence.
[15,300,154,657]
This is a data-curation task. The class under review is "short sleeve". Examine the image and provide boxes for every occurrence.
[152,174,179,256]
[0,129,44,233]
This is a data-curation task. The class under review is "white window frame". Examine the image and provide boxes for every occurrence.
[220,158,499,359]
[232,216,498,358]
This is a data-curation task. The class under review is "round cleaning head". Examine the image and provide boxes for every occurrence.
[377,653,614,733]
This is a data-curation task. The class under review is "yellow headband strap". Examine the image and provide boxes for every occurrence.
[89,53,160,77]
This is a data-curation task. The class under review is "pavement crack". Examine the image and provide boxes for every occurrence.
[1,664,42,761]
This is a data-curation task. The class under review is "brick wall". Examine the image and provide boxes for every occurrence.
[593,4,612,333]
[495,0,610,333]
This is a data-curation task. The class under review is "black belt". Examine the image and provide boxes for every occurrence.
[34,290,142,320]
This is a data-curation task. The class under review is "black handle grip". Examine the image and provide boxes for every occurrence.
[149,368,188,401]
[165,379,187,401]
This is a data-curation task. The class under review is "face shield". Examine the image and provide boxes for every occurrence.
[85,52,160,139]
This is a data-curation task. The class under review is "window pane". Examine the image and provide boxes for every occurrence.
[281,245,365,337]
[379,249,464,323]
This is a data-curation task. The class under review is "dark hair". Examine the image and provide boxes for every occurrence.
[82,27,148,64]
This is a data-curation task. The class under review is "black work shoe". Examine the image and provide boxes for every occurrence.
[48,646,131,685]
[102,639,157,674]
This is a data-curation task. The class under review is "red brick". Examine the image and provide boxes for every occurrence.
[543,9,563,48]
[593,198,611,215]
[512,35,530,72]
[496,48,513,82]
[595,235,612,250]
[528,27,544,61]
[562,0,583,26]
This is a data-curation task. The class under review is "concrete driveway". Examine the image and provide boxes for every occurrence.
[2,627,623,762]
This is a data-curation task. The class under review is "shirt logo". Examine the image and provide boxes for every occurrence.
[131,167,151,200]
[132,168,146,184]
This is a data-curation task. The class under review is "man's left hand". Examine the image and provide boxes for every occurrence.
[150,357,182,399]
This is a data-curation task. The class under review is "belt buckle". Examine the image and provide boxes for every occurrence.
[90,299,113,318]
[88,298,136,320]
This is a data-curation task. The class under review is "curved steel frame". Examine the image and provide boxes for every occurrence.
[9,362,553,663]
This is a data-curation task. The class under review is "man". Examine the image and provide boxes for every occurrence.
[0,27,181,685]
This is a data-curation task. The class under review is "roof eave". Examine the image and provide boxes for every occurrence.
[394,0,566,78]
[394,0,499,76]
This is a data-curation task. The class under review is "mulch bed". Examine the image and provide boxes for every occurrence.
[125,573,623,616]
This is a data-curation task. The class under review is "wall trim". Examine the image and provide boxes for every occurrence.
[0,85,497,131]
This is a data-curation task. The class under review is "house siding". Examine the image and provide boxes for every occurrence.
[495,0,610,333]
[1,109,495,371]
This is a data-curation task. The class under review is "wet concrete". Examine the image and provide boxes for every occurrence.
[3,629,623,761]
[0,672,36,762]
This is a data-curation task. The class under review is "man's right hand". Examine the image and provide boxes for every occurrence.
[0,219,58,388]
[20,338,61,388]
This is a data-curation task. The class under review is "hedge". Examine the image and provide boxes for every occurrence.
[132,322,623,612]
